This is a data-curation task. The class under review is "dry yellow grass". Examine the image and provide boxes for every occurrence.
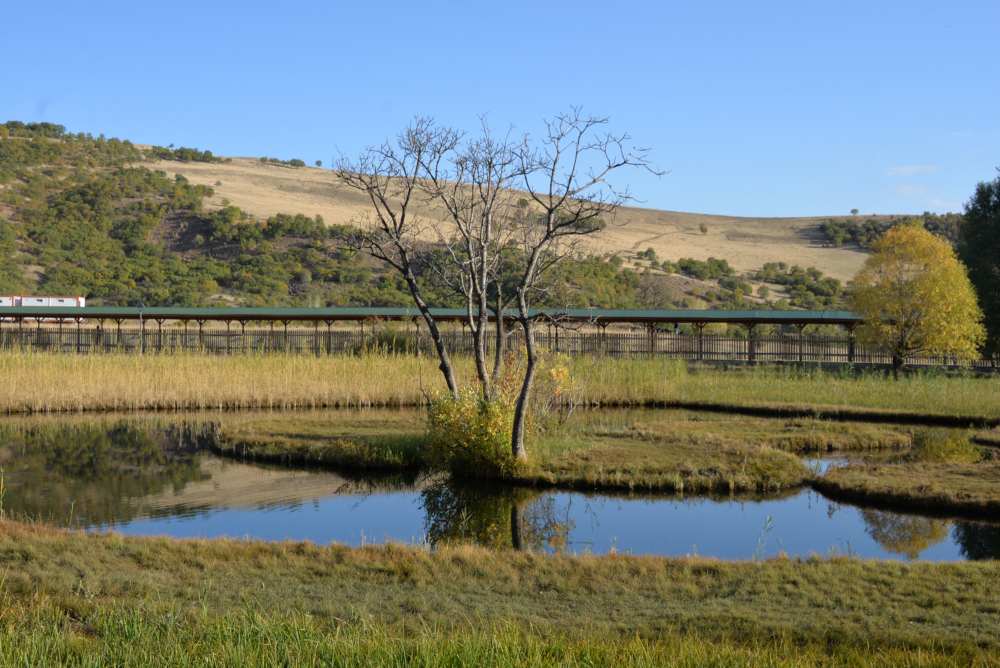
[147,154,876,281]
[3,352,1000,420]
[0,351,462,412]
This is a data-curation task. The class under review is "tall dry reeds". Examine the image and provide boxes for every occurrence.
[0,349,468,413]
[574,358,1000,418]
[2,350,1000,418]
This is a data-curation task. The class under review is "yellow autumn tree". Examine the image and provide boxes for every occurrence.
[848,221,985,377]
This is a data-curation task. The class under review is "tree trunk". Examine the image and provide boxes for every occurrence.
[474,296,491,399]
[892,354,903,380]
[491,308,506,388]
[511,314,538,461]
[404,267,459,398]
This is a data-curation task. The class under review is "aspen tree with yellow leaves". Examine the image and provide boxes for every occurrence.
[848,221,985,378]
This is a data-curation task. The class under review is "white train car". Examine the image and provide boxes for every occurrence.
[1,296,86,322]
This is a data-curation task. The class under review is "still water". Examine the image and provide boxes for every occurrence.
[0,416,996,561]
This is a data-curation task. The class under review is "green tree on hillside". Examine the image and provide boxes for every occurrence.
[848,221,984,378]
[957,170,1000,355]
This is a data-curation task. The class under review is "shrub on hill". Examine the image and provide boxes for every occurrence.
[145,145,228,164]
[750,263,843,309]
[258,156,305,168]
[820,213,962,248]
[676,257,734,280]
[718,276,753,294]
[0,121,67,138]
[0,129,140,184]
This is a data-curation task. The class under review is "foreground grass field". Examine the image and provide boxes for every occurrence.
[0,520,998,666]
[4,605,997,667]
[1,351,999,421]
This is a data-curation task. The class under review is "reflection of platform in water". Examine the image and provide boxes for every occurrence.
[131,456,429,517]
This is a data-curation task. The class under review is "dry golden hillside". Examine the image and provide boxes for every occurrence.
[149,154,882,282]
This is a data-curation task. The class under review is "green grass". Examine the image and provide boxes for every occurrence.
[2,605,996,667]
[1,520,999,665]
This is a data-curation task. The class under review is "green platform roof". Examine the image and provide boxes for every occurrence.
[0,306,862,326]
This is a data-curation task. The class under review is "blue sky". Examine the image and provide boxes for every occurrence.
[2,0,996,217]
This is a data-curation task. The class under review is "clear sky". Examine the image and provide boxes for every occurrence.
[2,0,996,217]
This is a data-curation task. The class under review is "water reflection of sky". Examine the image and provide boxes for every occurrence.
[97,465,979,561]
[114,492,430,549]
[555,489,963,561]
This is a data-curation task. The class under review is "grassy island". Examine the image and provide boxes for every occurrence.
[214,409,923,493]
[817,460,1000,516]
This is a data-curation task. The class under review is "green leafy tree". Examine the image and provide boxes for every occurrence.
[957,170,1000,355]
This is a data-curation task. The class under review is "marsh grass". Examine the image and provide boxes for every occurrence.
[213,409,427,469]
[579,358,1000,421]
[1,520,1000,664]
[814,429,1000,515]
[817,460,1000,516]
[0,349,457,413]
[3,352,1000,421]
[215,433,427,470]
[201,408,923,491]
[513,409,921,493]
[554,408,915,452]
[212,408,891,491]
[908,429,982,464]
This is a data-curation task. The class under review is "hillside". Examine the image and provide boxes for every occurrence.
[146,153,876,282]
[1,122,926,315]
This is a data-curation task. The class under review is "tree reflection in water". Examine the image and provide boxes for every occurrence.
[420,480,574,552]
[859,508,951,560]
[0,421,211,527]
[953,522,1000,561]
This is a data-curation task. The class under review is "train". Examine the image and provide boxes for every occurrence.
[0,296,86,322]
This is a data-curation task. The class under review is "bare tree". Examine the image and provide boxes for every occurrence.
[418,118,523,399]
[332,119,462,397]
[507,108,662,459]
[336,109,660,463]
[637,270,673,309]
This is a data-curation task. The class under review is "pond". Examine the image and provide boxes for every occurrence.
[0,413,997,561]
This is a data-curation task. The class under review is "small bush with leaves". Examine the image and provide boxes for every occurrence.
[425,388,519,478]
